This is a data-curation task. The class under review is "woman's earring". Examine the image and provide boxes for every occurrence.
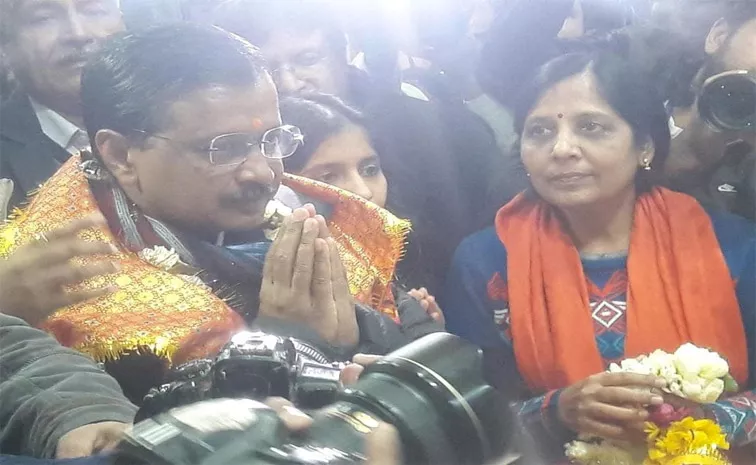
[641,159,652,171]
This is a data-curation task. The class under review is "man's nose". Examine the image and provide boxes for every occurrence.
[275,68,308,95]
[63,11,96,42]
[235,149,277,185]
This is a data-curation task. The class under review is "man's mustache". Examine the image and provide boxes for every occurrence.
[56,44,99,66]
[227,183,277,202]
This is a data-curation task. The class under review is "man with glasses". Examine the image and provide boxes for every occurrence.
[211,0,520,295]
[0,0,124,212]
[0,23,438,405]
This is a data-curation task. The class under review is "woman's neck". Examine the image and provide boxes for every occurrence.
[559,191,637,255]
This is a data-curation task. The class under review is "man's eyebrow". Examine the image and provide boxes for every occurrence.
[20,0,62,13]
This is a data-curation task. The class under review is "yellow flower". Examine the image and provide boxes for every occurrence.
[645,422,662,443]
[646,418,731,465]
[663,430,691,456]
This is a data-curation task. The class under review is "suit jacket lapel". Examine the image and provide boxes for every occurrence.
[0,92,70,195]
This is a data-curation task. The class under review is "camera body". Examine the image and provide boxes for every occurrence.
[137,332,344,421]
[117,333,517,465]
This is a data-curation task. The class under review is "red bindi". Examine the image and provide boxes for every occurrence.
[252,118,263,130]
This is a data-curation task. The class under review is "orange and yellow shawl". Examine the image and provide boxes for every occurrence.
[0,156,409,364]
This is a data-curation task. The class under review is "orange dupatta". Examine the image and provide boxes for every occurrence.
[495,188,748,392]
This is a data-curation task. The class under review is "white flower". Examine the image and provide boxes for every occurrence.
[673,343,730,381]
[699,378,725,403]
[564,440,638,465]
[674,343,705,378]
[263,200,292,241]
[178,274,211,292]
[699,353,730,381]
[681,377,704,400]
[668,379,684,397]
[139,246,181,271]
[565,440,590,459]
[679,376,725,403]
[609,358,652,375]
[646,349,678,379]
[264,199,292,220]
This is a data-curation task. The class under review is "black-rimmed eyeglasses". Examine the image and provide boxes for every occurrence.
[134,125,304,167]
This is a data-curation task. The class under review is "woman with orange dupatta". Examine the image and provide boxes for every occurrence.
[441,52,756,463]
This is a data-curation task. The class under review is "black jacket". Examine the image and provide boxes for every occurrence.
[669,148,756,222]
[349,69,514,293]
[0,314,136,458]
[0,91,71,210]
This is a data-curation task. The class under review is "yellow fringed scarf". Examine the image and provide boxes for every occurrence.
[0,156,409,364]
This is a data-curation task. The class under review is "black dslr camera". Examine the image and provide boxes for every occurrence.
[115,333,517,465]
[137,332,345,421]
[699,70,755,132]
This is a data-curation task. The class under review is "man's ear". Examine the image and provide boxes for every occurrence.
[94,129,140,189]
[705,18,731,56]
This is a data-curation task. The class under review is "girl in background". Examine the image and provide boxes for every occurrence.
[280,94,445,325]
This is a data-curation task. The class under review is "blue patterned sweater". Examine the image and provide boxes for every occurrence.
[441,209,756,455]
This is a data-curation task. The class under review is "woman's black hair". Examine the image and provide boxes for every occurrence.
[478,0,632,108]
[513,51,671,192]
[279,94,454,295]
[278,94,367,173]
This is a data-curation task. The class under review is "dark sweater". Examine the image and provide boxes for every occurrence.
[0,314,136,458]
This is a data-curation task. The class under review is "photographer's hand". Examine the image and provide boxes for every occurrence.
[56,421,129,459]
[366,424,401,465]
[340,354,382,386]
[266,398,400,465]
[408,287,445,325]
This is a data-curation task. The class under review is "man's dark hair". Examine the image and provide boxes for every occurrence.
[0,0,21,45]
[722,0,756,31]
[513,51,671,192]
[81,23,268,147]
[211,0,347,54]
[279,94,367,173]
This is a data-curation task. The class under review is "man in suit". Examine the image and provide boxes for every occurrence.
[212,0,527,294]
[0,0,123,211]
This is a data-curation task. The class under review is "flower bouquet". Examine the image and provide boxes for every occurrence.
[565,343,738,465]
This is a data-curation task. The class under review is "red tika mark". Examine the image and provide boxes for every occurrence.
[487,272,509,302]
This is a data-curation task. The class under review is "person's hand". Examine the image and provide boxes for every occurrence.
[558,372,667,440]
[0,214,119,325]
[365,423,401,465]
[408,288,445,325]
[56,421,129,458]
[265,397,400,465]
[657,393,706,420]
[340,354,383,386]
[259,207,358,347]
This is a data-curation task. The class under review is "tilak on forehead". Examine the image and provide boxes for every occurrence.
[252,118,264,130]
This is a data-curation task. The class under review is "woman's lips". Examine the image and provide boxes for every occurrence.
[549,173,592,186]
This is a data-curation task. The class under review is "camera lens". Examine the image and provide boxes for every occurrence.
[699,71,756,132]
[304,333,513,465]
[116,334,516,465]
